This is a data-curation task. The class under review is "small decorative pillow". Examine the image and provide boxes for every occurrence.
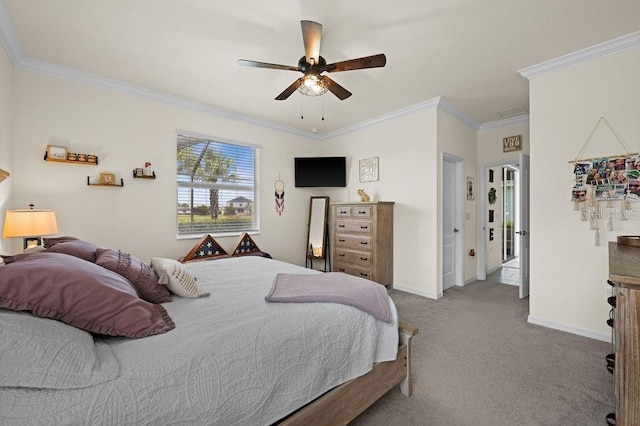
[96,248,172,304]
[151,257,210,298]
[46,239,100,262]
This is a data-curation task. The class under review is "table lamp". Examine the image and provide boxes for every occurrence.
[2,204,58,250]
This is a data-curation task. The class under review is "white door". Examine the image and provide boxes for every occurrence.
[518,153,530,298]
[442,158,457,291]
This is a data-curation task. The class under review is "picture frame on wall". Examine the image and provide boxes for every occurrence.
[359,157,379,182]
[467,177,475,200]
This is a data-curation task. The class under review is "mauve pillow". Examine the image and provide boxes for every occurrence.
[0,252,175,338]
[46,239,99,262]
[95,248,171,303]
[43,236,79,248]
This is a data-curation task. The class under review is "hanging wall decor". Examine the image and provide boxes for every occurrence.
[488,188,497,204]
[569,117,639,245]
[274,178,285,215]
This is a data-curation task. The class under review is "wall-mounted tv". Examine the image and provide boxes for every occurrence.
[294,157,346,188]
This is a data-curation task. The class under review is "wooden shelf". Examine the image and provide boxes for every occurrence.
[44,151,98,165]
[133,170,156,179]
[87,176,124,187]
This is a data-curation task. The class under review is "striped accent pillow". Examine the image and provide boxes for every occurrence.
[150,257,209,298]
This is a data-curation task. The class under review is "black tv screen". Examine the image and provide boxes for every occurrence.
[294,157,346,187]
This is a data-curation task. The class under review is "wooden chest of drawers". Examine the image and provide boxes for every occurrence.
[331,202,394,287]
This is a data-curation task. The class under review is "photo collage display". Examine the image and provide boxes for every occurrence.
[572,156,640,202]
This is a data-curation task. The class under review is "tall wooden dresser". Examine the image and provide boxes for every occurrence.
[608,241,640,426]
[331,201,394,287]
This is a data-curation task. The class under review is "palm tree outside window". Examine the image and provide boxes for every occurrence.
[176,132,260,236]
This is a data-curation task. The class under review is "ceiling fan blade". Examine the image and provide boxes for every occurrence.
[237,59,299,72]
[301,20,322,65]
[275,78,303,100]
[321,76,352,100]
[325,53,386,72]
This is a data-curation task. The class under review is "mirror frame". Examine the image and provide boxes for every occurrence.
[306,196,329,260]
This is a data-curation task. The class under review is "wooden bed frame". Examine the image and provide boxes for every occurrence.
[279,321,418,425]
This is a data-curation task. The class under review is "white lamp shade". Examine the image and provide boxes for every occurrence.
[3,209,58,238]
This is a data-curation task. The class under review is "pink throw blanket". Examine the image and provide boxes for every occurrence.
[265,272,392,322]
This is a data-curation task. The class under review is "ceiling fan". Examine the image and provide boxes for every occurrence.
[238,20,386,101]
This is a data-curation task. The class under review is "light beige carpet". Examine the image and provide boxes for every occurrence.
[351,280,614,426]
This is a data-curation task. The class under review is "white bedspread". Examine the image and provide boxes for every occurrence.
[0,256,398,425]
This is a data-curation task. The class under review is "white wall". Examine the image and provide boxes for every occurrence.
[528,46,640,340]
[11,69,319,264]
[0,42,13,254]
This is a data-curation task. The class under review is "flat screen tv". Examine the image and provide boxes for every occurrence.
[294,157,346,187]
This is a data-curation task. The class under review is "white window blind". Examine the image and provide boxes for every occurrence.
[177,133,260,237]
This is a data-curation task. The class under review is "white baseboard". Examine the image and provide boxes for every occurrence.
[527,315,611,342]
[393,285,441,300]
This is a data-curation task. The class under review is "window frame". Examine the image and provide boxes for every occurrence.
[176,130,260,239]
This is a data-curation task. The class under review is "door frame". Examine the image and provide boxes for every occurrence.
[442,152,465,293]
[477,160,528,288]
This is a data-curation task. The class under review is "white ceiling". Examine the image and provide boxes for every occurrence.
[2,0,639,136]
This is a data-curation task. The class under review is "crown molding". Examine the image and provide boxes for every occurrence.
[18,58,317,139]
[518,31,640,82]
[437,97,480,130]
[479,114,530,130]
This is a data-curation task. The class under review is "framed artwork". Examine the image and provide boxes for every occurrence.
[100,172,116,185]
[466,177,475,200]
[46,145,67,160]
[359,157,379,182]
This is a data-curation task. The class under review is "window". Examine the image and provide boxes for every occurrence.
[177,132,260,237]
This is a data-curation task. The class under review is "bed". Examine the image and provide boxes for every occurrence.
[0,239,416,425]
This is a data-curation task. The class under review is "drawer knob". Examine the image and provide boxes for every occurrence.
[360,241,368,245]
[338,224,345,228]
[339,239,346,242]
[338,268,345,272]
[358,210,366,214]
[360,272,369,277]
[360,226,368,230]
[339,210,348,214]
[360,257,368,261]
[338,253,345,257]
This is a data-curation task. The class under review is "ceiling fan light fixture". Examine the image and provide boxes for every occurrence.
[298,74,328,96]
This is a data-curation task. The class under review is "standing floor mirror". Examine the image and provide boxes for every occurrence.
[306,196,329,271]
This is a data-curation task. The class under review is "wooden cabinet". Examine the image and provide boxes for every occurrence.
[331,202,393,287]
[608,242,640,426]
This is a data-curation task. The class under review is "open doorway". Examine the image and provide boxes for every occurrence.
[484,163,521,286]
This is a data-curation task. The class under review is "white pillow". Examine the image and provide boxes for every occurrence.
[150,257,210,298]
[0,309,119,389]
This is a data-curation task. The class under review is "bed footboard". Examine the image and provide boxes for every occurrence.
[278,321,418,425]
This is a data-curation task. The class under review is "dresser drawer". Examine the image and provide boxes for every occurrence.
[335,219,373,234]
[334,249,373,267]
[334,262,373,280]
[335,234,373,251]
[335,205,373,218]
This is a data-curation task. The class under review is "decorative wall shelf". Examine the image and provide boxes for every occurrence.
[132,169,156,179]
[0,168,9,182]
[44,151,98,165]
[87,176,124,187]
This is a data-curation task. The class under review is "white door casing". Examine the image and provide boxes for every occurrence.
[518,153,530,299]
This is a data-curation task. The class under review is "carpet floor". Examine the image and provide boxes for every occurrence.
[350,280,614,426]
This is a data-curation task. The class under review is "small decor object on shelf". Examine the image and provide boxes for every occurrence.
[134,168,144,177]
[100,172,116,185]
[144,162,153,176]
[77,154,87,162]
[87,154,97,163]
[357,189,370,202]
[46,145,67,160]
[67,152,77,161]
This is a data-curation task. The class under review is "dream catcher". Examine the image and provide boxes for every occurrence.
[274,178,285,215]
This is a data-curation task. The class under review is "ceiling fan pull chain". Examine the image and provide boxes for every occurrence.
[300,94,304,120]
[322,95,325,121]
